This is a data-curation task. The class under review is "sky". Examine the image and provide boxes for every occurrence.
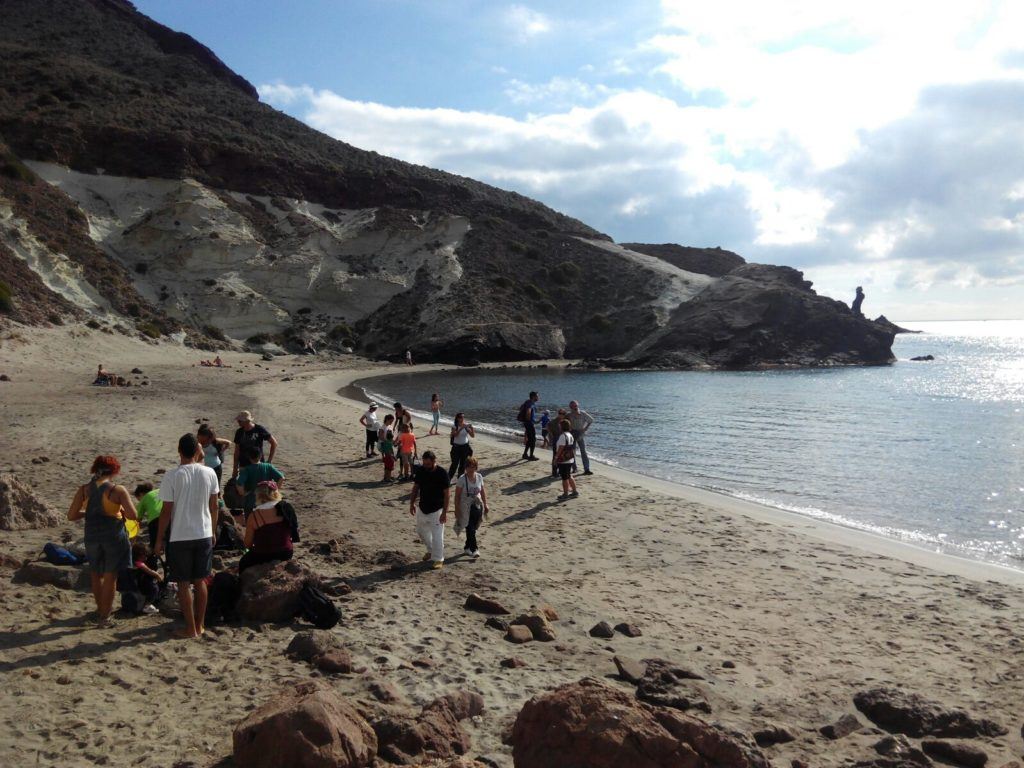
[134,0,1024,320]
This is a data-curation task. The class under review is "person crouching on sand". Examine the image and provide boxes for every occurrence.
[409,450,449,569]
[67,455,140,627]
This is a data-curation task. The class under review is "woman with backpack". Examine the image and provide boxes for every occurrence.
[66,455,140,627]
[448,412,475,481]
[238,480,296,573]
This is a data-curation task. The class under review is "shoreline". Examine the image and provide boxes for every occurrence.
[320,362,1024,586]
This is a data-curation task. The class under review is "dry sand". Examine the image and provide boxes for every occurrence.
[1,325,1022,768]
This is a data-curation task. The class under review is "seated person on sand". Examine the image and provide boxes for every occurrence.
[238,481,294,572]
[94,364,115,385]
[199,356,232,368]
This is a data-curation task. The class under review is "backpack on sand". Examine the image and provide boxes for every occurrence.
[298,583,340,629]
[43,543,85,566]
[206,571,241,624]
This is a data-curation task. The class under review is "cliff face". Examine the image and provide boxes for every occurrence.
[0,0,894,368]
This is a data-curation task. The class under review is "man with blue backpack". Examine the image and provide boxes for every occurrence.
[517,391,540,461]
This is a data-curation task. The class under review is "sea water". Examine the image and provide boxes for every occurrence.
[357,320,1024,569]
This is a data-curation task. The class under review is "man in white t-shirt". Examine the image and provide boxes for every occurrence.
[359,403,381,458]
[156,433,220,639]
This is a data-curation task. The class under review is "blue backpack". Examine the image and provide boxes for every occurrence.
[43,543,85,566]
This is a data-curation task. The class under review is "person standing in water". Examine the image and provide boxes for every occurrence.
[429,393,444,436]
[67,455,139,627]
[567,400,595,476]
[852,286,865,316]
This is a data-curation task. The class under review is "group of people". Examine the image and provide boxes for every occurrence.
[68,411,294,638]
[357,388,596,568]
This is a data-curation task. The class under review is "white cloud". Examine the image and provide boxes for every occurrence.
[503,76,612,106]
[504,5,552,42]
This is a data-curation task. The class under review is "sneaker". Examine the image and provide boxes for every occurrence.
[471,550,481,559]
[142,604,159,614]
[431,560,444,570]
[558,493,570,500]
[583,470,594,475]
[570,490,579,498]
[526,456,540,461]
[422,551,432,562]
[463,548,473,556]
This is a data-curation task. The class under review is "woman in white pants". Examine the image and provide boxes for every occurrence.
[408,450,450,570]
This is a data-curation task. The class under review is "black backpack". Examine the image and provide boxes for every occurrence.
[276,500,300,543]
[298,583,340,629]
[517,400,531,423]
[214,518,245,551]
[206,571,241,624]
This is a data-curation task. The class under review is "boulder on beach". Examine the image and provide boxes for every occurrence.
[237,559,321,623]
[921,739,988,768]
[511,610,556,642]
[14,561,90,591]
[854,688,1007,739]
[635,658,711,714]
[233,680,377,768]
[0,474,60,531]
[510,677,769,768]
[464,593,510,615]
[372,691,481,764]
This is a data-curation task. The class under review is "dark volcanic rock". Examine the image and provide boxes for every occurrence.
[874,735,932,765]
[510,678,769,768]
[606,264,895,370]
[613,655,647,685]
[237,559,320,623]
[854,688,1007,739]
[614,622,642,637]
[874,315,920,334]
[636,659,712,714]
[373,692,478,764]
[589,621,615,638]
[753,725,797,747]
[911,355,935,361]
[464,593,510,615]
[921,739,988,768]
[820,713,862,740]
[512,610,556,642]
[13,561,90,591]
[622,243,746,277]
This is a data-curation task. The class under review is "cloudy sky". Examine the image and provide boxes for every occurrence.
[137,0,1024,320]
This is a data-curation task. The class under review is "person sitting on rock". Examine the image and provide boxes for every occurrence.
[238,481,295,573]
[67,455,139,627]
[852,286,865,316]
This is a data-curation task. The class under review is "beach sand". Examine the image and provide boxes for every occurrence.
[1,326,1022,767]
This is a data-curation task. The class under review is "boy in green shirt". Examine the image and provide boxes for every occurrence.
[236,446,284,516]
[134,482,164,546]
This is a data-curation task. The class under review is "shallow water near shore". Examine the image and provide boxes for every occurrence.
[357,320,1024,569]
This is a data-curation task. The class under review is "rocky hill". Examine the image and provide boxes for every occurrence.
[0,0,895,368]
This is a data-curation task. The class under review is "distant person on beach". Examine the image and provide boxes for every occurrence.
[239,481,294,573]
[67,455,139,627]
[406,349,413,366]
[134,482,163,547]
[394,401,414,433]
[568,401,595,476]
[397,423,417,480]
[540,409,551,448]
[409,450,449,569]
[518,391,540,461]
[448,412,475,480]
[380,426,396,482]
[231,410,277,479]
[236,446,285,516]
[454,457,488,558]
[554,419,579,500]
[852,286,865,316]
[197,424,231,487]
[429,393,444,436]
[94,364,114,386]
[547,408,567,477]
[155,433,220,640]
[360,402,381,458]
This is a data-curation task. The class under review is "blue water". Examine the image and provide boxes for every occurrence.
[357,320,1024,568]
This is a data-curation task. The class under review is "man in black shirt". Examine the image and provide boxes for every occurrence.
[231,410,278,479]
[409,450,450,569]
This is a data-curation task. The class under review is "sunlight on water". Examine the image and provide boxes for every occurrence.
[357,320,1024,568]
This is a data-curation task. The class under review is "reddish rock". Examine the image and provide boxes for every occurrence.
[365,678,406,705]
[233,680,376,768]
[921,739,988,768]
[374,692,477,764]
[636,659,712,714]
[501,657,527,669]
[510,678,769,768]
[538,604,559,621]
[505,625,533,644]
[589,621,615,638]
[316,649,354,674]
[0,474,60,530]
[752,724,796,747]
[512,610,556,642]
[820,713,862,740]
[287,630,343,662]
[484,617,509,632]
[425,691,484,722]
[613,655,647,685]
[615,622,643,638]
[464,593,510,615]
[854,688,1007,739]
[872,734,931,765]
[238,559,320,623]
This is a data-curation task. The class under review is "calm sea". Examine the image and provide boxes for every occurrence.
[357,320,1024,569]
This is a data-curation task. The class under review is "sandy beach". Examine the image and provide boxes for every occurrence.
[1,326,1022,768]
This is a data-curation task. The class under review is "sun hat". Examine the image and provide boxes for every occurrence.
[236,410,253,422]
[369,403,378,409]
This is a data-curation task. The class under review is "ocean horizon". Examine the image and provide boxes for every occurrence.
[357,319,1024,570]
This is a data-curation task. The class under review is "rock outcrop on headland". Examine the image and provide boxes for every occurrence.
[0,0,895,368]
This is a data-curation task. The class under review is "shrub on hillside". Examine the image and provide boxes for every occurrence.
[0,280,13,313]
[137,321,161,339]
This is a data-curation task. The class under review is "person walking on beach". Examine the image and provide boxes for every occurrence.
[540,409,551,448]
[547,407,567,477]
[67,455,139,627]
[454,457,488,558]
[406,349,413,366]
[448,412,475,480]
[518,391,540,461]
[429,393,444,436]
[231,411,277,479]
[554,418,579,500]
[567,400,595,476]
[409,450,449,569]
[360,403,381,458]
[155,433,220,640]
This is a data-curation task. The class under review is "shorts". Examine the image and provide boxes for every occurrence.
[166,537,213,582]
[85,530,132,574]
[399,451,413,464]
[383,454,396,471]
[557,463,573,480]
